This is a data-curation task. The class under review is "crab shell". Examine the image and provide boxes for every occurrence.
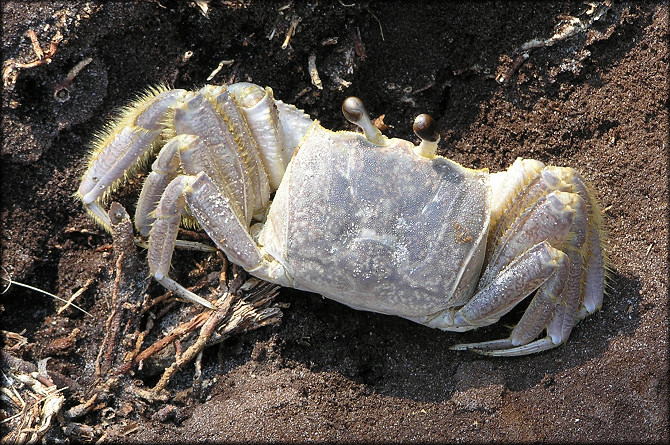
[262,123,491,318]
[78,82,606,356]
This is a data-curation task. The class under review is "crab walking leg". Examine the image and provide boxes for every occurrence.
[454,186,589,355]
[450,252,570,356]
[567,170,607,316]
[132,134,218,253]
[203,85,273,221]
[80,128,162,228]
[580,222,605,316]
[535,181,589,346]
[545,258,585,340]
[479,190,581,288]
[485,167,576,268]
[135,135,189,235]
[226,83,313,183]
[225,84,291,189]
[148,175,215,309]
[173,92,270,226]
[509,253,569,345]
[183,172,292,287]
[77,88,189,230]
[539,167,606,318]
[488,158,546,226]
[423,241,565,330]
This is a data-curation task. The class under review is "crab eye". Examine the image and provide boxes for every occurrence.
[413,114,439,143]
[342,97,365,124]
[412,113,440,158]
[341,96,385,146]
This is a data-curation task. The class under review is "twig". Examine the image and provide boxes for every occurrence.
[54,57,93,103]
[57,277,94,315]
[282,16,301,49]
[367,8,385,41]
[151,292,238,392]
[95,203,149,377]
[496,1,611,83]
[0,351,80,391]
[206,59,235,81]
[3,29,63,89]
[117,308,210,374]
[308,53,323,90]
[0,266,92,317]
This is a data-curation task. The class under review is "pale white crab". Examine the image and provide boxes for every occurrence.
[78,82,606,356]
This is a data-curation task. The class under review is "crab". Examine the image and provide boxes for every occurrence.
[77,82,606,356]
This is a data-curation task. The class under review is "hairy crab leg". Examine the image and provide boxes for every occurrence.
[204,85,275,221]
[226,84,288,189]
[145,107,267,308]
[481,169,604,355]
[131,133,216,252]
[450,254,570,356]
[420,174,583,337]
[77,88,190,230]
[485,167,574,269]
[488,158,547,226]
[274,99,316,153]
[565,171,607,316]
[225,83,314,190]
[489,166,605,317]
[138,84,312,307]
[172,91,268,226]
[479,190,582,288]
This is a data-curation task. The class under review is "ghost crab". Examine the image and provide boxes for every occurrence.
[78,82,606,356]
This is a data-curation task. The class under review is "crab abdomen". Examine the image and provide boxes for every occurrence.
[261,123,491,317]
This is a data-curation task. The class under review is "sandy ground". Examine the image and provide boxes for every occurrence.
[1,1,668,442]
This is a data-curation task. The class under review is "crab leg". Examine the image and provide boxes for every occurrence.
[134,135,187,236]
[421,181,582,326]
[147,175,215,309]
[226,84,288,188]
[225,83,311,190]
[479,190,582,288]
[424,241,566,330]
[566,171,606,316]
[148,171,291,308]
[77,88,189,230]
[172,91,271,226]
[509,255,570,345]
[488,157,546,225]
[449,167,601,355]
[449,254,570,355]
[485,167,575,267]
[473,171,603,356]
[184,172,291,287]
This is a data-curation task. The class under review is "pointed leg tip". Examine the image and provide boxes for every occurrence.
[156,275,215,309]
[449,336,561,356]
